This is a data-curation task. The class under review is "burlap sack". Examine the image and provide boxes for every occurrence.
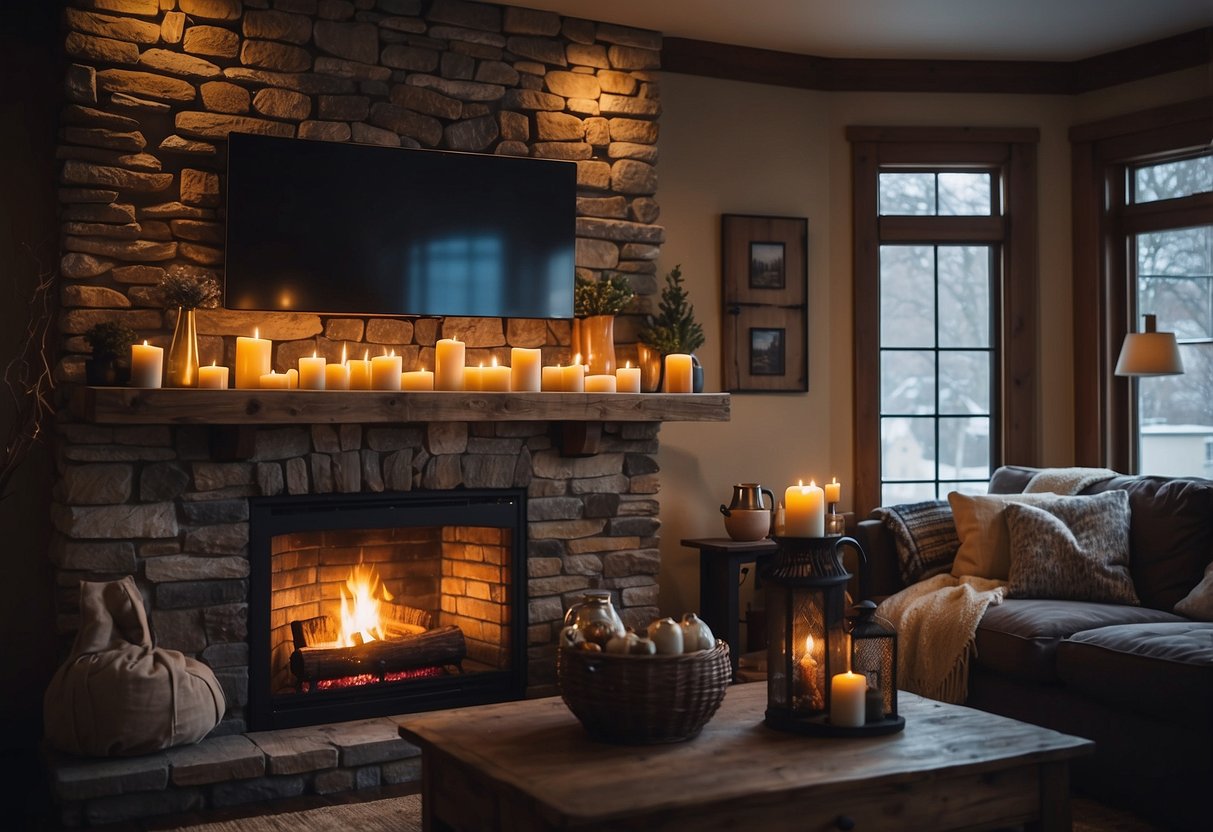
[43,576,226,757]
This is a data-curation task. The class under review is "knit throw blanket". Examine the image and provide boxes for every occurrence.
[875,574,1005,704]
[1024,467,1119,495]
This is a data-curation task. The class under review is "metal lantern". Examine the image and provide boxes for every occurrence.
[849,600,900,724]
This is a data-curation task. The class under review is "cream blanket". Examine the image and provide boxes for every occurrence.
[1025,467,1118,495]
[875,574,1005,704]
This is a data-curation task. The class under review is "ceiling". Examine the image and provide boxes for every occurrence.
[495,0,1213,61]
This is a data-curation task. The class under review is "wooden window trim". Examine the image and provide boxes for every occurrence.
[850,131,1039,515]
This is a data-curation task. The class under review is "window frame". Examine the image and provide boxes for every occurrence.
[1069,97,1213,472]
[848,127,1040,515]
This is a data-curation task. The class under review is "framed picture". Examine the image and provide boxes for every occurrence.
[721,214,807,392]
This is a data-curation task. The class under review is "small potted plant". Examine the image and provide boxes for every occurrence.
[83,321,137,386]
[639,265,705,392]
[159,266,220,388]
[572,272,634,375]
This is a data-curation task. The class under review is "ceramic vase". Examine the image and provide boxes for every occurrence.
[579,314,617,376]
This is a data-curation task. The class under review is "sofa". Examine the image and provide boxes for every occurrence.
[855,465,1213,832]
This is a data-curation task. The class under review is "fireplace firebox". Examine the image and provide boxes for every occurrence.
[248,489,527,730]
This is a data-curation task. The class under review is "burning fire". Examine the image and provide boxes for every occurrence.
[338,563,394,646]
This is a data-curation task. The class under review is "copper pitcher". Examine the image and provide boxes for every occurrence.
[720,483,775,516]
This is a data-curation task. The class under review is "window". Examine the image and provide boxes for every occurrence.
[849,128,1039,514]
[1070,98,1213,473]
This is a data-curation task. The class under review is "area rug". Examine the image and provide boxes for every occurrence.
[161,794,421,832]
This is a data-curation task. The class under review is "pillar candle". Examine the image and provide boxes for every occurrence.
[464,364,484,392]
[197,362,229,389]
[510,347,541,392]
[784,480,825,537]
[541,365,563,392]
[401,369,434,391]
[325,362,350,391]
[348,349,372,390]
[561,357,584,392]
[585,374,616,393]
[260,370,290,389]
[299,352,326,390]
[798,634,824,711]
[371,351,402,390]
[830,671,868,727]
[435,338,465,391]
[664,353,693,393]
[481,357,511,392]
[130,341,163,388]
[234,328,272,389]
[286,368,298,389]
[615,361,641,393]
[824,477,841,504]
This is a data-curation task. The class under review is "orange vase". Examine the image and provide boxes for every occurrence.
[580,315,616,376]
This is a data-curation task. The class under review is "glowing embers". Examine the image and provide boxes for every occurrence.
[312,666,446,691]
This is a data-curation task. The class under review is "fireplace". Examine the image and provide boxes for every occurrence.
[248,489,528,730]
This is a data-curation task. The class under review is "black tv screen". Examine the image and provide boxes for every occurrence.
[224,134,576,319]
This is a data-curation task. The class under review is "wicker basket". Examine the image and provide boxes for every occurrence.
[557,640,731,744]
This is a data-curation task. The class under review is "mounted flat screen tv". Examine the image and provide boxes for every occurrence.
[224,133,576,319]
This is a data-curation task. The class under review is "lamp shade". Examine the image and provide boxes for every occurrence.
[1114,314,1184,377]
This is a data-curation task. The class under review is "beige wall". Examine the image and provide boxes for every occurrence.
[653,68,1212,618]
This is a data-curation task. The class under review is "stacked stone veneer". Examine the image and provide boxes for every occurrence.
[55,0,664,384]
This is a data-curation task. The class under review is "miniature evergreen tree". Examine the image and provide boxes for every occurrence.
[639,265,705,354]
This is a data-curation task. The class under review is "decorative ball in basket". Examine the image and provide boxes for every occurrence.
[557,594,731,744]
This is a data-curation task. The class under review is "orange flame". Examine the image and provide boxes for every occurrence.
[338,563,394,646]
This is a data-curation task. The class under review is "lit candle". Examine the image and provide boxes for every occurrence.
[798,634,824,711]
[510,347,542,392]
[435,338,465,391]
[824,477,841,504]
[371,350,402,390]
[234,327,272,389]
[464,363,484,392]
[541,365,563,392]
[298,351,326,390]
[615,360,641,393]
[585,374,616,393]
[197,361,229,389]
[325,344,350,390]
[348,349,372,390]
[830,670,868,728]
[664,353,693,393]
[481,356,511,392]
[401,367,434,391]
[784,480,825,537]
[561,354,585,392]
[260,370,290,389]
[130,340,163,388]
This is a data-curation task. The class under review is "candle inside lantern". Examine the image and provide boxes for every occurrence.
[371,351,402,391]
[785,480,825,537]
[298,351,326,390]
[664,353,693,393]
[348,349,372,390]
[824,477,841,504]
[325,345,350,390]
[585,374,616,393]
[260,370,290,389]
[197,361,228,389]
[541,365,562,392]
[235,328,272,389]
[798,634,824,711]
[130,341,164,388]
[561,354,585,392]
[481,356,511,392]
[435,338,465,391]
[401,367,434,391]
[830,670,868,727]
[511,347,542,392]
[615,360,641,393]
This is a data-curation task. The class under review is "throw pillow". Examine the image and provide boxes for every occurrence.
[1175,561,1213,621]
[1004,490,1139,605]
[872,500,958,585]
[948,491,1061,580]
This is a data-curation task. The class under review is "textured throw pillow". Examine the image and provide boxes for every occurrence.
[1004,490,1139,605]
[948,491,1061,580]
[872,500,958,585]
[1175,561,1213,621]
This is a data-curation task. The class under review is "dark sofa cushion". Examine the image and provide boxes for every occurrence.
[1058,623,1213,724]
[974,599,1186,683]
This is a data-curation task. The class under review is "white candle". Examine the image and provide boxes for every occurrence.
[464,364,484,392]
[401,368,434,391]
[298,351,326,390]
[664,353,693,393]
[510,347,542,392]
[326,346,350,391]
[481,356,511,392]
[561,355,584,392]
[348,349,372,390]
[784,480,825,537]
[824,477,841,504]
[260,370,290,389]
[541,365,563,392]
[234,328,271,389]
[798,634,824,711]
[435,338,465,391]
[615,360,641,393]
[130,341,163,388]
[830,671,867,727]
[371,351,402,390]
[197,362,228,389]
[585,374,616,393]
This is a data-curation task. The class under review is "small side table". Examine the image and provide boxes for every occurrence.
[683,537,778,679]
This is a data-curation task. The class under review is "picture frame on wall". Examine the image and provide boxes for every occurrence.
[721,214,808,392]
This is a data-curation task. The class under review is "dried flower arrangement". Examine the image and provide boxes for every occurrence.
[159,266,221,310]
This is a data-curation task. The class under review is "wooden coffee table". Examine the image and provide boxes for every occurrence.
[396,682,1093,831]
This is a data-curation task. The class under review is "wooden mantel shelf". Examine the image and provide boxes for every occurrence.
[71,387,731,426]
